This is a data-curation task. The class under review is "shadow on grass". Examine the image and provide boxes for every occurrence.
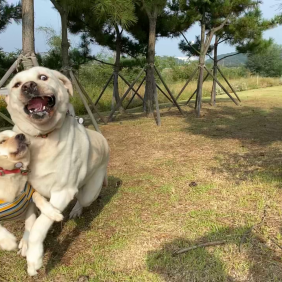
[210,148,282,185]
[147,226,282,282]
[184,105,282,145]
[44,175,121,274]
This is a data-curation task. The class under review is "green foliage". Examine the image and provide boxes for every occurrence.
[37,27,93,71]
[246,44,282,77]
[0,49,19,78]
[179,36,213,58]
[94,0,137,29]
[0,0,21,34]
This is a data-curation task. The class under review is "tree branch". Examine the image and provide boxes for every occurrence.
[50,0,63,14]
[92,57,115,66]
[173,240,227,255]
[218,52,240,62]
[180,31,214,61]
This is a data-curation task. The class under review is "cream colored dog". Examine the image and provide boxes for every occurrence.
[6,67,109,276]
[0,130,63,255]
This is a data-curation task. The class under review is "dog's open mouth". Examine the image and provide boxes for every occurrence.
[24,96,55,119]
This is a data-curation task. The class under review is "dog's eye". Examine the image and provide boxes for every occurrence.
[14,82,21,88]
[39,75,48,81]
[0,139,6,144]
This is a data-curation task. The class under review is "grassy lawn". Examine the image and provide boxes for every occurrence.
[2,86,282,281]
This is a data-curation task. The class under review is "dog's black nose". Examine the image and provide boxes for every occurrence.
[15,134,26,141]
[22,81,37,93]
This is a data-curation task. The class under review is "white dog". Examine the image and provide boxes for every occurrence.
[0,130,63,255]
[6,67,109,276]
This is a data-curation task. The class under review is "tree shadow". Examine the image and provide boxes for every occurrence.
[184,105,282,146]
[43,175,121,274]
[147,226,282,282]
[210,148,282,185]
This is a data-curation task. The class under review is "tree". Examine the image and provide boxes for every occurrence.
[0,0,21,35]
[140,0,167,116]
[209,6,275,105]
[68,0,141,112]
[246,44,282,77]
[37,27,93,71]
[49,0,77,75]
[125,1,196,116]
[175,0,258,116]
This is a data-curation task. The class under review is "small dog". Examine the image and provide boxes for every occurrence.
[0,130,63,255]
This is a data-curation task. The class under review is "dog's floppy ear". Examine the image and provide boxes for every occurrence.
[52,70,73,96]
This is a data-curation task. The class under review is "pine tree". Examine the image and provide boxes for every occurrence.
[67,0,142,111]
[175,0,259,116]
[0,0,21,35]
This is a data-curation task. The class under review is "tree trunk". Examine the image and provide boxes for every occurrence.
[22,0,36,70]
[144,12,157,117]
[60,8,70,76]
[113,25,124,113]
[196,15,206,117]
[211,35,218,106]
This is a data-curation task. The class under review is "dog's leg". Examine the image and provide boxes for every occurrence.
[70,166,106,219]
[0,225,17,251]
[18,203,37,257]
[32,192,63,222]
[26,189,75,276]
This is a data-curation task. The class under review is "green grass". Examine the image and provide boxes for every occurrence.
[2,86,282,281]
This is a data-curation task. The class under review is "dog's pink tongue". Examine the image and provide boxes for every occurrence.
[27,97,48,111]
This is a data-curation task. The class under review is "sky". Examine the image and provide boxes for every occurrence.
[1,0,282,57]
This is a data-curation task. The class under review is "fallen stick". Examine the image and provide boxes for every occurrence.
[173,240,227,256]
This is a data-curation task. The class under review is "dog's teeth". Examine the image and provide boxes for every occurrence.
[43,106,46,110]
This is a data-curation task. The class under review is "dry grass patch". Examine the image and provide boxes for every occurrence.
[1,86,282,281]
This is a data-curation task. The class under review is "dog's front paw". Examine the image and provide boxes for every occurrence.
[18,238,28,257]
[0,229,17,251]
[26,244,43,276]
[48,208,64,222]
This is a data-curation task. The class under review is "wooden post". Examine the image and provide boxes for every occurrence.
[154,66,184,116]
[217,66,241,102]
[108,67,145,121]
[125,76,146,110]
[204,67,239,106]
[95,73,113,105]
[154,87,161,126]
[186,72,210,105]
[118,73,144,101]
[69,71,101,133]
[156,84,173,103]
[74,75,107,125]
[175,67,198,101]
[0,59,18,88]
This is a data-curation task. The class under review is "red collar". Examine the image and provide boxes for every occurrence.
[0,167,29,176]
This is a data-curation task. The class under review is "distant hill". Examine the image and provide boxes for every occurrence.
[206,52,247,67]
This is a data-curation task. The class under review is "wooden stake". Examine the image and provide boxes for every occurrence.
[217,66,241,102]
[108,67,145,121]
[186,72,210,105]
[118,73,144,101]
[125,76,145,110]
[94,73,113,105]
[69,71,101,133]
[74,74,107,125]
[154,66,184,116]
[156,84,173,103]
[154,87,161,126]
[204,67,239,106]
